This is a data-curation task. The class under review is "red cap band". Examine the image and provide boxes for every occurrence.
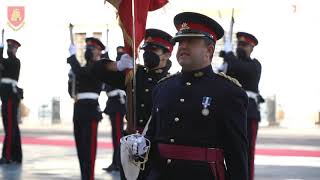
[238,36,257,46]
[87,41,102,50]
[145,37,173,52]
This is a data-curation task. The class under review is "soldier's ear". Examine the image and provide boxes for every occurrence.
[207,44,215,58]
[164,52,171,60]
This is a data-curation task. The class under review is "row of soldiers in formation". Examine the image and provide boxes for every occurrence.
[0,11,263,180]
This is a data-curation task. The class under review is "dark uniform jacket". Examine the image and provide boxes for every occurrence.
[222,52,262,121]
[135,62,171,129]
[92,59,172,129]
[145,65,249,180]
[67,55,103,121]
[0,47,22,99]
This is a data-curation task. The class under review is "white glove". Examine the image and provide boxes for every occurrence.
[224,39,233,53]
[0,43,4,48]
[116,53,133,71]
[69,44,77,56]
[126,134,148,156]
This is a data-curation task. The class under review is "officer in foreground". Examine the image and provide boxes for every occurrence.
[144,12,249,180]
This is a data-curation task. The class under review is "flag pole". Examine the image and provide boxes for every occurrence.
[132,0,137,132]
[125,0,137,134]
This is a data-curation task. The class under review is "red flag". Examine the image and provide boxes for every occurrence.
[106,0,168,57]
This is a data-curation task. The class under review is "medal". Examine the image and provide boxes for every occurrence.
[202,108,209,116]
[201,97,212,116]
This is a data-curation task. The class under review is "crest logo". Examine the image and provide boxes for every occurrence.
[7,6,25,31]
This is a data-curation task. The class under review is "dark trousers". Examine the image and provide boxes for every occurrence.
[74,117,99,180]
[108,112,124,166]
[1,96,22,162]
[248,119,258,180]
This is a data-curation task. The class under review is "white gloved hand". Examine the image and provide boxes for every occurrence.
[126,134,148,156]
[224,39,233,53]
[116,53,133,71]
[69,44,77,56]
[0,43,4,48]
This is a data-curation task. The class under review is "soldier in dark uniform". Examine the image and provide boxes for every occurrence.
[92,29,173,133]
[144,12,249,180]
[67,37,104,180]
[0,39,23,164]
[92,29,173,180]
[103,46,127,172]
[219,32,263,180]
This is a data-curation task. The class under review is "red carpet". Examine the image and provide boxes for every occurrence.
[256,148,320,157]
[0,136,319,157]
[0,136,113,149]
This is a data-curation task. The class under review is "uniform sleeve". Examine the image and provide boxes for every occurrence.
[67,70,75,98]
[223,52,238,71]
[16,58,21,80]
[91,59,126,90]
[0,47,3,60]
[222,88,249,180]
[0,48,4,71]
[67,55,82,75]
[255,59,262,91]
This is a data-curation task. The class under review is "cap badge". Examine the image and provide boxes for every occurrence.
[179,22,190,31]
[145,36,153,42]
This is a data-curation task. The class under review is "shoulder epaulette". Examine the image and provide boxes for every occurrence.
[217,72,242,87]
[158,72,180,83]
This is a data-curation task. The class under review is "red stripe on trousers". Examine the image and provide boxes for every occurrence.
[250,120,258,180]
[90,120,98,180]
[115,112,121,147]
[6,97,13,160]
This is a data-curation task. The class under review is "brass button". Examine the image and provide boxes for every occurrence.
[174,117,180,122]
[156,108,159,112]
[141,104,145,107]
[139,119,143,123]
[186,82,191,86]
[148,78,152,81]
[145,89,149,92]
[170,138,175,143]
[180,99,185,103]
[167,159,172,164]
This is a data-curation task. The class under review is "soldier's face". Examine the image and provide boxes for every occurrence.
[117,47,124,54]
[237,41,253,57]
[92,47,102,61]
[7,47,17,57]
[176,38,213,70]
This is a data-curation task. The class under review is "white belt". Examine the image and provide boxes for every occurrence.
[246,91,258,103]
[77,92,99,100]
[1,78,18,93]
[1,78,18,86]
[107,89,126,104]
